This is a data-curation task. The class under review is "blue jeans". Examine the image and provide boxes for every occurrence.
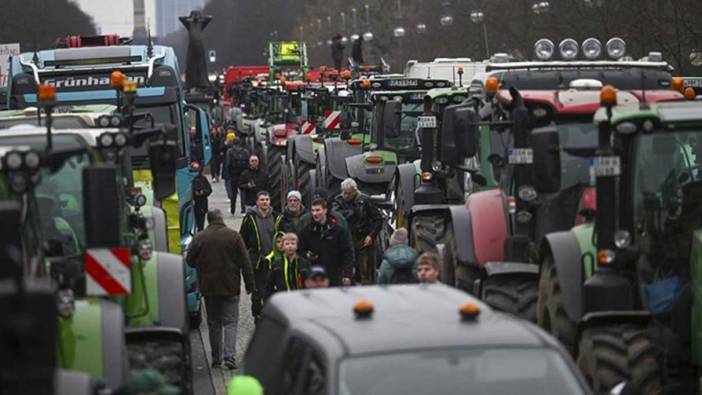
[205,295,240,362]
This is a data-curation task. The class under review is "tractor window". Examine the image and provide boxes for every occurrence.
[382,102,422,153]
[556,122,598,189]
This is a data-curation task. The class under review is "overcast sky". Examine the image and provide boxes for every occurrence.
[73,0,156,36]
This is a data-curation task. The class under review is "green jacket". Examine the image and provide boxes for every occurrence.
[265,254,310,298]
[377,244,418,284]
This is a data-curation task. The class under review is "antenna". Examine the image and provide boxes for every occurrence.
[146,22,154,58]
[32,41,39,66]
[640,69,649,109]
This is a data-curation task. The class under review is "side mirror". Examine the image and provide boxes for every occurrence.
[0,202,24,281]
[440,103,479,164]
[83,166,121,247]
[531,126,561,193]
[148,139,178,201]
[382,100,401,138]
[185,104,212,165]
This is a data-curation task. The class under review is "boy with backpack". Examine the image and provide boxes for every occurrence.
[266,233,310,298]
[376,228,418,284]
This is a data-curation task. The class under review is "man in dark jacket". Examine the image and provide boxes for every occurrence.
[192,163,212,232]
[239,155,268,212]
[333,178,383,284]
[351,36,364,65]
[298,198,354,287]
[239,191,280,320]
[186,209,254,369]
[331,34,345,72]
[210,127,224,182]
[224,134,250,214]
[277,190,307,235]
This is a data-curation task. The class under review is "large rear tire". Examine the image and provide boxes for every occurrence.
[296,161,314,207]
[128,338,193,395]
[537,256,578,354]
[481,275,538,322]
[577,325,661,394]
[267,146,286,212]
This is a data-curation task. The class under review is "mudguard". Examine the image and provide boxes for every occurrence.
[345,151,395,184]
[465,189,509,267]
[325,138,361,181]
[55,369,95,395]
[580,311,651,332]
[59,299,126,390]
[541,230,584,322]
[396,162,417,219]
[484,261,539,278]
[290,134,316,165]
[411,204,477,266]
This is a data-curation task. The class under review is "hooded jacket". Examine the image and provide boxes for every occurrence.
[265,254,310,298]
[186,219,254,296]
[240,207,281,269]
[376,244,418,284]
[277,205,308,235]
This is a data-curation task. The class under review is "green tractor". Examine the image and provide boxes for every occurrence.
[0,96,193,393]
[533,93,702,393]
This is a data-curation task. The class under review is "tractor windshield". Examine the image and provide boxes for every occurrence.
[633,129,702,222]
[383,102,423,153]
[555,122,598,189]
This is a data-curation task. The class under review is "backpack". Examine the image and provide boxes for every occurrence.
[228,146,250,175]
[389,267,417,284]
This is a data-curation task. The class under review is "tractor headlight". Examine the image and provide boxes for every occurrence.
[534,38,555,60]
[559,39,579,60]
[57,289,75,318]
[138,239,153,261]
[5,152,23,170]
[614,230,631,249]
[114,132,128,147]
[432,161,442,172]
[518,185,538,202]
[581,38,602,59]
[24,151,40,170]
[606,37,626,59]
[99,132,114,147]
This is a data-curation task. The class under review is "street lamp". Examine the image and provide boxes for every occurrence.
[351,8,360,41]
[340,12,349,44]
[440,1,454,27]
[393,0,405,38]
[327,16,333,45]
[470,10,490,59]
[363,4,373,41]
[416,23,427,34]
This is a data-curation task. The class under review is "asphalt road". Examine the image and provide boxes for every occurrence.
[189,176,255,395]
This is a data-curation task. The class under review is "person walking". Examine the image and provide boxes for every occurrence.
[192,162,212,232]
[239,155,268,213]
[351,36,364,65]
[186,209,254,370]
[210,127,224,183]
[333,178,383,285]
[331,34,345,72]
[298,198,354,287]
[376,228,418,284]
[277,190,308,235]
[224,132,251,214]
[240,191,280,321]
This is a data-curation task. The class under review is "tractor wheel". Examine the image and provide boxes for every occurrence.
[267,146,286,212]
[481,275,538,322]
[537,256,578,354]
[296,161,314,207]
[128,338,193,395]
[577,325,661,394]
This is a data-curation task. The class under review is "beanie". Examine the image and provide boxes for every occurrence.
[226,132,236,142]
[287,190,302,201]
[389,228,408,246]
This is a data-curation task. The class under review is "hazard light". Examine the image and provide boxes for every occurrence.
[365,155,383,164]
[37,84,56,102]
[459,302,480,321]
[347,138,363,145]
[111,71,126,89]
[353,299,374,319]
[685,87,696,100]
[672,77,684,93]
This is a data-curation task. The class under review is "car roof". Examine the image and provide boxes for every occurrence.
[265,284,554,355]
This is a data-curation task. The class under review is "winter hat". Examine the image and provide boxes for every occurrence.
[287,190,302,201]
[389,228,408,246]
[226,131,236,142]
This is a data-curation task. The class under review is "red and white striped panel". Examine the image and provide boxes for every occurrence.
[323,111,342,129]
[301,121,316,135]
[85,248,132,296]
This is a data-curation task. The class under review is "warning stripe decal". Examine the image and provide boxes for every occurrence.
[85,248,131,295]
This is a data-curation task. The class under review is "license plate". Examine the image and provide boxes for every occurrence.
[508,148,533,164]
[417,116,437,128]
[592,156,621,176]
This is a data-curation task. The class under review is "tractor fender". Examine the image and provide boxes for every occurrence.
[346,152,395,184]
[444,204,477,267]
[541,231,584,323]
[290,134,316,165]
[61,299,127,390]
[580,311,651,334]
[484,261,539,278]
[465,189,509,268]
[325,138,361,181]
[56,369,95,395]
[155,252,188,333]
[396,162,417,217]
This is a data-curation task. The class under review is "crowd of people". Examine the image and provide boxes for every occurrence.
[186,127,441,369]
